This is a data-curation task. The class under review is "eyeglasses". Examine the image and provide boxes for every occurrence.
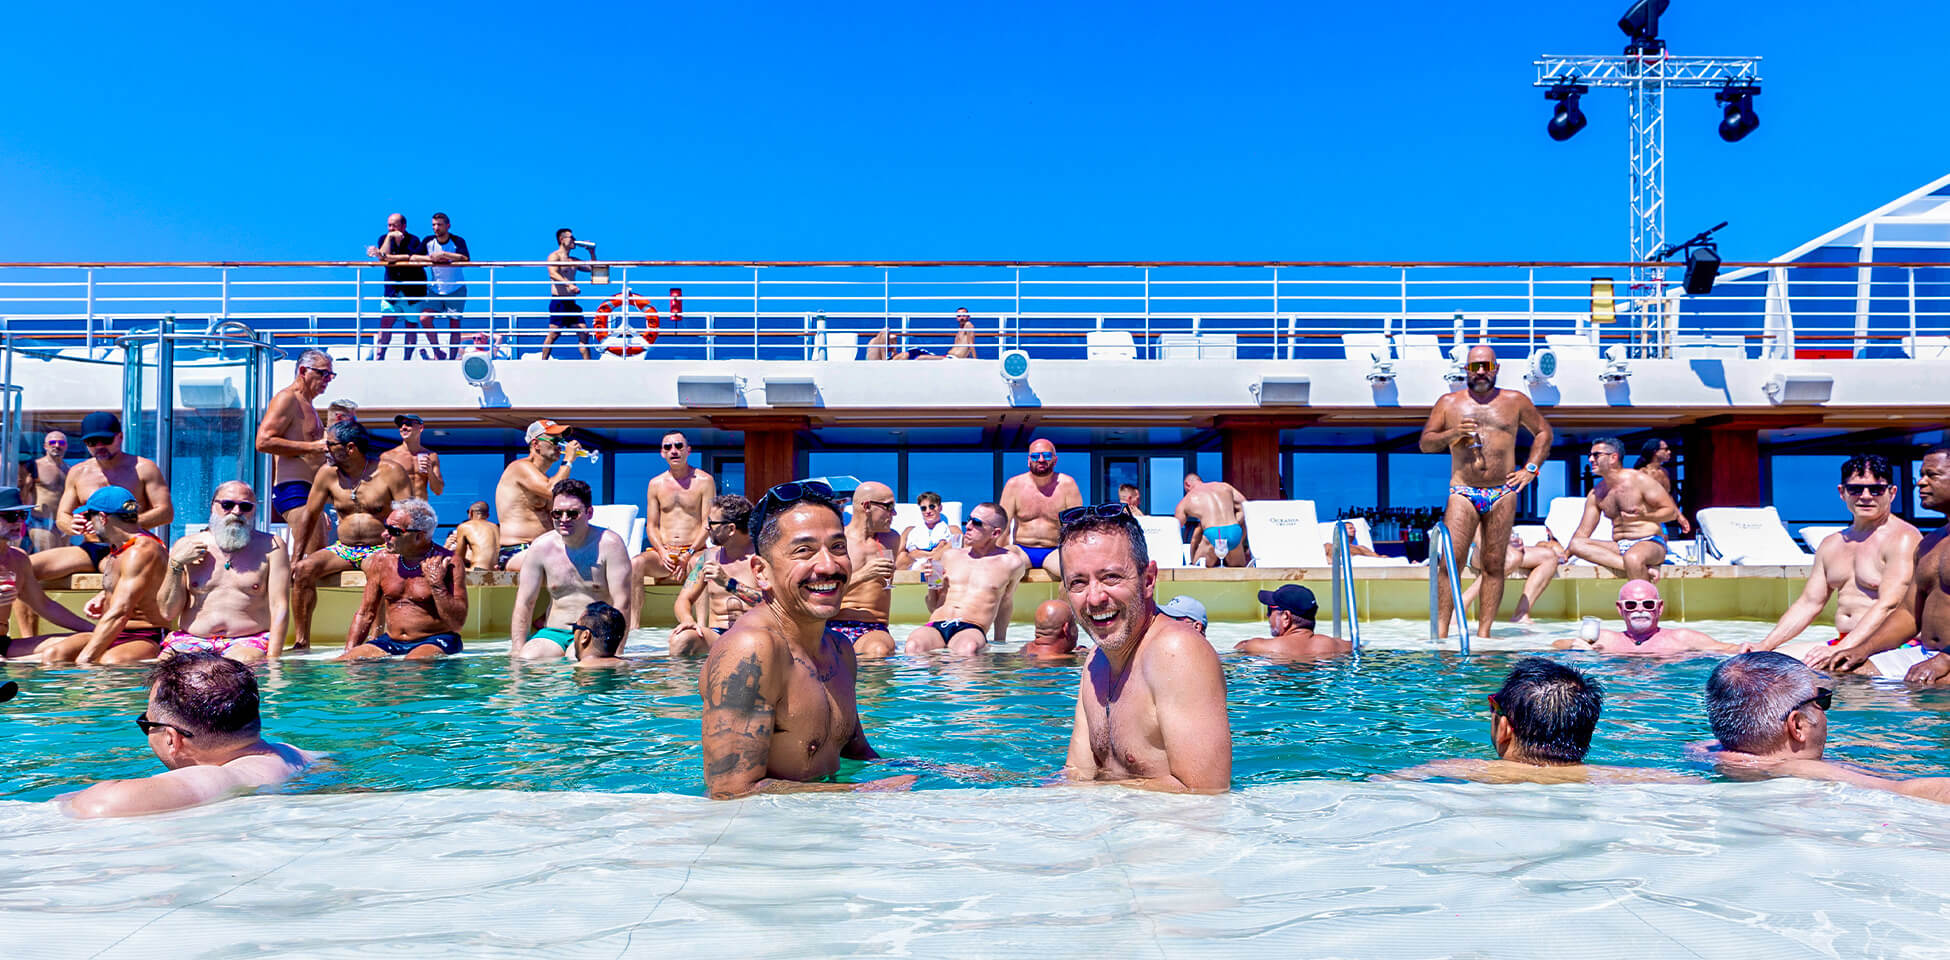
[214,499,256,514]
[751,480,837,535]
[1028,453,1056,462]
[134,712,195,738]
[1843,483,1891,497]
[382,524,417,538]
[1059,503,1139,528]
[549,509,584,521]
[1618,599,1660,611]
[303,367,337,382]
[1782,686,1833,721]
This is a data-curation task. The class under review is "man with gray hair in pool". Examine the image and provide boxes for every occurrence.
[342,498,468,660]
[64,652,312,819]
[1059,502,1231,792]
[1703,651,1950,802]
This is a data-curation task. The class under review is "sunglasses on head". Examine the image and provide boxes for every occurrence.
[751,480,837,533]
[1843,483,1890,497]
[1059,502,1138,528]
[549,508,584,520]
[1486,693,1502,716]
[1618,599,1659,611]
[214,499,256,514]
[1782,686,1833,721]
[134,712,195,738]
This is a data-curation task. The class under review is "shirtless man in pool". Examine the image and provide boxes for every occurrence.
[1176,473,1250,568]
[1744,454,1921,676]
[1419,345,1553,640]
[510,479,632,660]
[831,481,901,659]
[342,499,468,660]
[1846,446,1950,684]
[999,439,1082,578]
[255,349,331,557]
[289,421,413,651]
[1552,579,1736,656]
[1562,436,1679,583]
[669,495,761,656]
[628,432,716,629]
[33,485,171,665]
[157,482,289,662]
[905,502,1029,655]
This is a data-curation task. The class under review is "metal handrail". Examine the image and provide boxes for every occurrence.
[1427,524,1470,655]
[1330,523,1362,654]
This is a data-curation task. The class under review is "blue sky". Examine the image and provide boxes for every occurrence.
[2,0,1943,265]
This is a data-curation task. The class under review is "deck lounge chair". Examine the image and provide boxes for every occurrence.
[1696,506,1812,565]
[589,504,643,554]
[1796,524,1845,555]
[1138,515,1191,567]
[1316,517,1409,566]
[1241,499,1326,567]
[1543,496,1609,564]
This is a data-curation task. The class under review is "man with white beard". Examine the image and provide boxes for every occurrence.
[157,482,291,662]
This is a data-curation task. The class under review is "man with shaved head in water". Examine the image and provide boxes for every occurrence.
[999,439,1082,577]
[1419,344,1553,640]
[1021,600,1082,660]
[1553,579,1736,655]
[832,481,900,658]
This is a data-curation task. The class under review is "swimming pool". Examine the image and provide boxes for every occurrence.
[4,620,1949,957]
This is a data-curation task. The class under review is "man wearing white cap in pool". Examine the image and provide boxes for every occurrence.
[1552,579,1735,656]
[1059,503,1231,793]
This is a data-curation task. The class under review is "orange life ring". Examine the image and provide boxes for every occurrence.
[594,293,659,355]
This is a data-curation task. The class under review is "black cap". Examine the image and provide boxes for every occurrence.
[0,487,30,514]
[394,414,424,426]
[80,411,122,442]
[1257,584,1319,617]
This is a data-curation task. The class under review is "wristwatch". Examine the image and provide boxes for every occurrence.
[1524,463,1539,474]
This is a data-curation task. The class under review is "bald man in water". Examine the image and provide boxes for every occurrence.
[832,481,900,658]
[1553,579,1735,656]
[1021,600,1082,660]
[999,439,1082,577]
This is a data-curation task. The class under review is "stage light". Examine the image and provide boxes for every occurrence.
[1617,0,1669,46]
[1683,245,1722,294]
[1599,345,1631,384]
[1717,86,1760,142]
[1546,83,1589,141]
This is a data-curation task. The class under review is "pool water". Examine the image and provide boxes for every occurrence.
[5,619,1950,957]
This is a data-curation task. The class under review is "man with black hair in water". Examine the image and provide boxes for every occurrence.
[341,499,467,660]
[699,480,914,799]
[670,495,760,657]
[572,601,630,668]
[66,653,312,819]
[511,478,632,661]
[31,486,170,665]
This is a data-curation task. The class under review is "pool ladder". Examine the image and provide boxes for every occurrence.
[1427,524,1471,655]
[1329,522,1362,654]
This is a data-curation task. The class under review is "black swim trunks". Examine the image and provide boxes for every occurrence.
[368,632,463,656]
[927,619,986,640]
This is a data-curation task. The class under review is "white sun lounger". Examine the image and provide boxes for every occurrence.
[1242,500,1327,567]
[1696,506,1812,565]
[1513,524,1553,547]
[1543,496,1609,564]
[1316,517,1409,566]
[1797,524,1846,555]
[588,504,644,554]
[1138,515,1191,567]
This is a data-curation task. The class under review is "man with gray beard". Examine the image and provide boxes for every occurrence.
[157,482,290,662]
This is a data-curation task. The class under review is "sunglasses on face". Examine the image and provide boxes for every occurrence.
[214,500,256,514]
[84,438,113,449]
[661,442,688,451]
[550,509,584,521]
[1059,502,1139,528]
[1618,599,1659,611]
[861,500,895,511]
[46,441,66,448]
[1843,483,1891,497]
[382,524,418,538]
[303,367,337,382]
[1467,361,1495,372]
[1028,453,1055,462]
[1486,693,1502,716]
[135,712,195,738]
[1782,687,1833,721]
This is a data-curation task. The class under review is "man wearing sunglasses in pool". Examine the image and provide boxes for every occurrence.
[156,482,290,663]
[32,411,174,585]
[998,439,1083,578]
[511,479,633,661]
[289,421,414,652]
[66,653,313,819]
[669,495,761,656]
[1745,453,1925,677]
[699,480,914,798]
[904,502,1030,655]
[1703,651,1950,803]
[1552,579,1735,656]
[342,499,468,660]
[30,486,172,665]
[1059,502,1232,793]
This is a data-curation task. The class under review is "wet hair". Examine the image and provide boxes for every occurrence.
[711,494,753,533]
[917,491,942,509]
[1706,652,1820,752]
[326,420,373,456]
[1057,511,1149,572]
[1494,658,1603,764]
[753,489,844,555]
[577,601,626,656]
[1633,438,1670,469]
[1840,453,1894,485]
[1590,436,1624,457]
[148,653,261,738]
[467,500,490,518]
[552,478,593,509]
[390,498,437,533]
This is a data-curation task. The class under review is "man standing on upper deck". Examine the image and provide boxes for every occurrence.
[1562,436,1679,582]
[495,420,582,572]
[28,431,68,554]
[1843,446,1950,683]
[1175,473,1250,568]
[33,413,173,583]
[379,414,444,500]
[831,481,901,659]
[628,432,715,629]
[367,212,429,360]
[510,480,634,660]
[1419,345,1553,640]
[256,350,331,558]
[542,227,593,360]
[1060,503,1231,792]
[999,439,1083,578]
[418,212,470,359]
[1743,454,1922,675]
[698,481,913,798]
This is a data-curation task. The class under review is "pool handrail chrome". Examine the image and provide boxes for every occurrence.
[1427,523,1470,655]
[1329,522,1362,654]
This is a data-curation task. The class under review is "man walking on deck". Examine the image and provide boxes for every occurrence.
[542,227,593,360]
[495,420,582,571]
[1744,454,1922,675]
[832,481,901,659]
[256,350,330,557]
[34,412,173,582]
[1419,345,1553,640]
[1562,436,1679,582]
[999,439,1082,578]
[510,480,632,660]
[628,432,715,628]
[1175,473,1249,568]
[379,414,444,500]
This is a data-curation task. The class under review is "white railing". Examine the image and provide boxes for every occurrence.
[0,260,1943,361]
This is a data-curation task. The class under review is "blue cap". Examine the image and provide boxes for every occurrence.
[81,485,138,517]
[0,487,30,514]
[1159,595,1208,627]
